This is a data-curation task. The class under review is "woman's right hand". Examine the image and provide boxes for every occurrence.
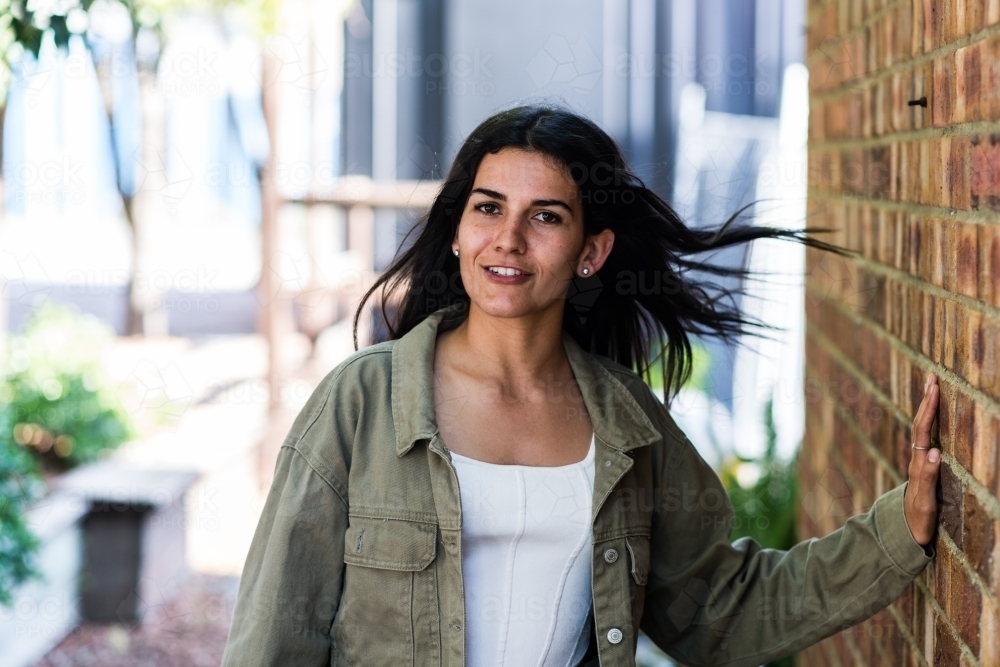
[903,373,941,547]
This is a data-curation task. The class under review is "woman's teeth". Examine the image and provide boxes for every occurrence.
[489,267,523,276]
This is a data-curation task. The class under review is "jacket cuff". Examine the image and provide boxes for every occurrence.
[873,481,935,577]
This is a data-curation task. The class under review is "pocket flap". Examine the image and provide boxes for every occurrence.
[625,535,650,586]
[343,516,437,571]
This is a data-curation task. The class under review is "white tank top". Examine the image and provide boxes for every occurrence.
[450,434,596,667]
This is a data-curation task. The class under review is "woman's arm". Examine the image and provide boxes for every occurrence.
[221,371,352,667]
[639,376,941,667]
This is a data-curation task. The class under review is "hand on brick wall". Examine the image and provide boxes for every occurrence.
[903,374,941,547]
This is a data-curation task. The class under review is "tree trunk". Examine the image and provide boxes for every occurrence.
[92,43,158,337]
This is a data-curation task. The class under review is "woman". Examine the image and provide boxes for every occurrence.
[221,105,941,667]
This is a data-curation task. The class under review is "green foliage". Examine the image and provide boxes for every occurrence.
[0,402,44,607]
[0,0,282,104]
[718,395,799,667]
[639,338,713,396]
[1,300,137,470]
[0,301,138,606]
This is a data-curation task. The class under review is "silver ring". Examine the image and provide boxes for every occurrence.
[911,444,931,450]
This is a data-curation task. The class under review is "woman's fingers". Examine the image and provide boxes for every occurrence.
[904,374,940,546]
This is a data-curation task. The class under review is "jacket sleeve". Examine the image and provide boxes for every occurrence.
[639,407,934,667]
[221,374,350,667]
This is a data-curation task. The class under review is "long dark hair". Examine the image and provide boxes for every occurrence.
[353,103,851,403]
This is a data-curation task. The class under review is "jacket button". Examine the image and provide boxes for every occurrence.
[607,628,623,644]
[604,548,618,563]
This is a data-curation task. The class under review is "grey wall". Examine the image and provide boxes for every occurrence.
[442,0,607,168]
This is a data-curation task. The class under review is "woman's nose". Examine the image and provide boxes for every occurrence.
[493,215,527,252]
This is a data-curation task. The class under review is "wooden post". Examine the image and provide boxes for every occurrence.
[258,51,284,413]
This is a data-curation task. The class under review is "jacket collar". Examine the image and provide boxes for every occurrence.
[391,303,662,457]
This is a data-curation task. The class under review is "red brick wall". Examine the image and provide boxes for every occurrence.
[801,1,1000,665]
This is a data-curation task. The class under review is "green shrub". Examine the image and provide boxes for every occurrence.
[0,403,44,606]
[1,301,137,471]
[0,301,138,605]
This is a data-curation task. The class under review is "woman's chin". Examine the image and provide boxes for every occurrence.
[469,295,547,320]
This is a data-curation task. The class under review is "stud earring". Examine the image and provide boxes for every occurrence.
[453,248,459,257]
[581,267,590,276]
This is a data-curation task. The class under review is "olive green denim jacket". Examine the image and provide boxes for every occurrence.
[221,304,934,667]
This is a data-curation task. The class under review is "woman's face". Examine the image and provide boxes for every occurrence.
[453,147,614,320]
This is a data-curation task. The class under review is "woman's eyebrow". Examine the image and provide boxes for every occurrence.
[531,198,573,212]
[470,187,573,212]
[470,187,507,200]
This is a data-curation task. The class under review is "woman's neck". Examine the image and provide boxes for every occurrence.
[437,302,571,394]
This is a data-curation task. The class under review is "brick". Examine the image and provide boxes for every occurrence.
[951,555,982,654]
[967,0,984,33]
[913,0,926,56]
[981,596,999,667]
[939,461,964,546]
[962,488,996,585]
[962,43,982,122]
[932,56,953,126]
[951,389,976,468]
[979,223,1000,308]
[980,317,1000,403]
[982,36,1000,120]
[963,308,983,389]
[949,135,971,211]
[972,403,999,492]
[971,134,1000,211]
[954,221,979,298]
[913,62,931,130]
[924,0,940,52]
[934,615,963,666]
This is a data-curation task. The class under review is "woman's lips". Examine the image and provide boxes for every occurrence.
[483,265,532,284]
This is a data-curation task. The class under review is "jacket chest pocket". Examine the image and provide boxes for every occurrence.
[334,516,438,667]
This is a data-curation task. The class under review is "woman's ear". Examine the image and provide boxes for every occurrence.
[581,229,615,273]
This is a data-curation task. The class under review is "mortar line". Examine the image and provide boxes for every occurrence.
[808,119,1000,149]
[805,320,1000,522]
[913,576,982,667]
[869,619,902,667]
[819,638,848,667]
[807,190,1000,225]
[809,21,1000,105]
[885,604,932,667]
[841,629,870,666]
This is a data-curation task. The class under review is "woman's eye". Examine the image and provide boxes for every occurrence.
[476,202,500,215]
[535,211,561,224]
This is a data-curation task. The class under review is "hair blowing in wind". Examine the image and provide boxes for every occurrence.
[354,103,852,403]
